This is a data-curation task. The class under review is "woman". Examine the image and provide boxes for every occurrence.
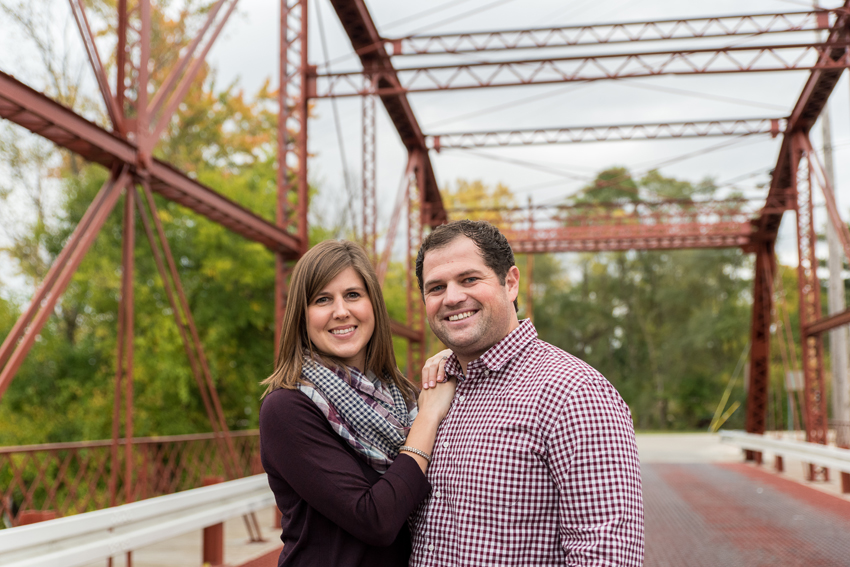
[259,240,456,567]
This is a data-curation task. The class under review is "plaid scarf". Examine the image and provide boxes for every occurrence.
[297,359,417,473]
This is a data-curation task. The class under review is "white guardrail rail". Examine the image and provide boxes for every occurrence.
[0,474,275,567]
[719,430,850,473]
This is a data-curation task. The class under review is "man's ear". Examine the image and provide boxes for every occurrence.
[505,265,520,302]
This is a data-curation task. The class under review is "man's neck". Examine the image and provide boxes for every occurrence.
[456,318,521,375]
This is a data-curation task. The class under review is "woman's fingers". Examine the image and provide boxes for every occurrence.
[421,349,453,389]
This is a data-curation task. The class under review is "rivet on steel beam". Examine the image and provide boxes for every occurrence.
[306,65,318,99]
[391,38,403,56]
[770,119,780,138]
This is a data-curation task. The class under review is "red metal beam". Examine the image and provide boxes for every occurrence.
[148,0,229,120]
[326,0,446,226]
[316,41,850,97]
[362,88,378,258]
[505,223,753,253]
[0,168,131,402]
[427,118,786,149]
[389,320,423,342]
[756,6,850,242]
[0,70,301,257]
[383,10,842,56]
[145,0,241,154]
[67,0,124,132]
[792,132,829,447]
[461,198,759,252]
[746,243,775,436]
[806,307,850,336]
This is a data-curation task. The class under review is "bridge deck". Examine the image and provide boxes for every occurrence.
[642,434,850,567]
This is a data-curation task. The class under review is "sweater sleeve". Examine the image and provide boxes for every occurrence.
[260,388,430,547]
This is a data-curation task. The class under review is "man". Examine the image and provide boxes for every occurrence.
[410,220,644,567]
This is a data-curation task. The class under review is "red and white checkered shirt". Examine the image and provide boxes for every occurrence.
[410,320,644,566]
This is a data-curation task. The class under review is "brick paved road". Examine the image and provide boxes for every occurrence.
[643,462,850,566]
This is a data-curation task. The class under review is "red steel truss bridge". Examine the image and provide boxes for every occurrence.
[1,0,850,555]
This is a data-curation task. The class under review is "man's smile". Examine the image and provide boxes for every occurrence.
[447,310,476,322]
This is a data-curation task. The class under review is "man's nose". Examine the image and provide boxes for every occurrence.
[444,282,467,305]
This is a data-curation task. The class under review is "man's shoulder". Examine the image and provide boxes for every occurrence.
[519,338,607,391]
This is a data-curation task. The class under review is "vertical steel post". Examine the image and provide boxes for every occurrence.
[202,477,225,566]
[792,133,830,481]
[122,186,135,509]
[116,0,128,129]
[297,1,309,251]
[745,241,774,461]
[406,150,426,381]
[362,74,377,260]
[138,0,150,167]
[276,0,309,346]
[119,186,137,567]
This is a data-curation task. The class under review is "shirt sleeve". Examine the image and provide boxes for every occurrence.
[259,388,431,547]
[545,379,645,566]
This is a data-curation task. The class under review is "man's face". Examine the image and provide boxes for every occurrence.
[421,236,519,366]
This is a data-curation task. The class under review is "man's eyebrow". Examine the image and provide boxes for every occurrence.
[423,269,484,290]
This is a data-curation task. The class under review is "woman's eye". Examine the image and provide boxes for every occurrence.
[346,292,361,300]
[314,296,330,305]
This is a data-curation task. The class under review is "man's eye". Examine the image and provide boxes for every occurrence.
[428,285,445,293]
[463,277,478,284]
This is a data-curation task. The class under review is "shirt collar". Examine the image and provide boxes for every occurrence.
[443,318,537,380]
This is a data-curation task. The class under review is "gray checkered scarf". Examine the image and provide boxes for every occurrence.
[297,359,417,473]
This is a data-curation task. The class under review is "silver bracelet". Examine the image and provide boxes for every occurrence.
[399,445,432,464]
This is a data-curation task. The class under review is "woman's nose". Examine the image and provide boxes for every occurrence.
[332,297,349,318]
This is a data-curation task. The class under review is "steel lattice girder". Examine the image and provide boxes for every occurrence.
[0,70,301,257]
[382,10,843,55]
[504,222,753,253]
[313,41,850,97]
[426,118,786,149]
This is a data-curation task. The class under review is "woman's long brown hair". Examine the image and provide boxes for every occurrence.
[261,240,417,402]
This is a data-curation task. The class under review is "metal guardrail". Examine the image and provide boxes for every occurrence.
[1,430,261,526]
[719,430,850,473]
[0,474,274,567]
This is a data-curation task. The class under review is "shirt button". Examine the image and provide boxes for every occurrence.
[434,490,441,498]
[442,441,449,448]
[484,369,490,376]
[428,544,435,551]
[459,395,466,402]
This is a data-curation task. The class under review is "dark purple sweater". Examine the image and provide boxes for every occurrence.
[259,388,430,567]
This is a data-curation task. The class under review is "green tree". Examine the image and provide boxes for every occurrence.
[534,168,753,430]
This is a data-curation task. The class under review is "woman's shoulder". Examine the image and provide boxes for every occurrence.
[260,387,322,424]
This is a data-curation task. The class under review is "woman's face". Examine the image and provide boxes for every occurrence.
[306,266,375,371]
